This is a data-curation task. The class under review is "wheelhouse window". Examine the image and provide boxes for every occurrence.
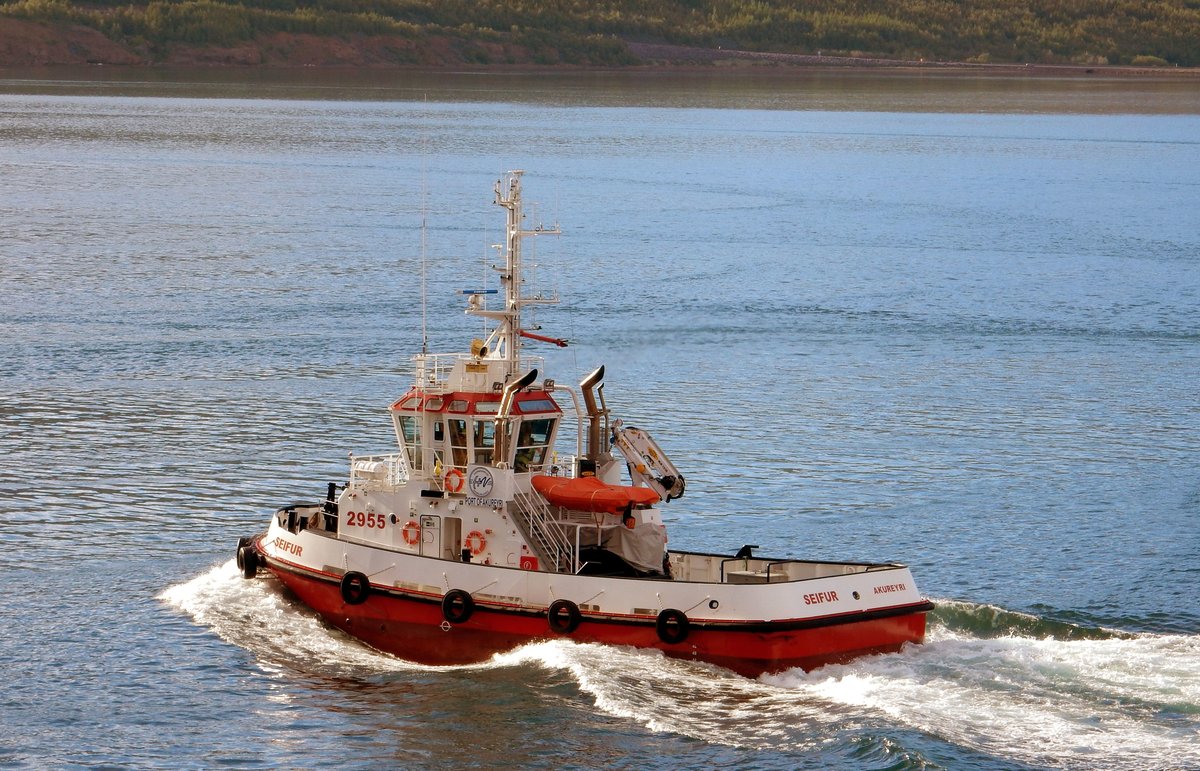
[398,415,422,470]
[513,418,556,472]
[393,394,421,411]
[448,419,469,469]
[473,420,495,464]
[515,397,557,413]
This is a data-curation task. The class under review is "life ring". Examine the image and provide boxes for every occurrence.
[656,608,689,644]
[340,571,371,605]
[401,519,421,546]
[547,599,582,635]
[442,589,475,623]
[464,530,487,556]
[444,468,465,493]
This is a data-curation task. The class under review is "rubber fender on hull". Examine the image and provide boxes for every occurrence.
[656,608,689,644]
[547,599,582,634]
[442,589,475,624]
[340,571,371,605]
[236,537,258,579]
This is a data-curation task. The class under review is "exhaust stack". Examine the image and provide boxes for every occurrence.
[579,365,605,460]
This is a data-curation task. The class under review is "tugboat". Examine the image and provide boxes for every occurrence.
[236,171,934,678]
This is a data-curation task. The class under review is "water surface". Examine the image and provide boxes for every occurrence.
[1,72,1198,769]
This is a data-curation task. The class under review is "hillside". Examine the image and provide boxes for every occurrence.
[1,0,1198,68]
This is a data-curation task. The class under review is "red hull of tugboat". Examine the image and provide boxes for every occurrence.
[266,560,931,679]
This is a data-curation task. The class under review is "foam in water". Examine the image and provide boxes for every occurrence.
[764,603,1200,768]
[494,641,853,751]
[162,569,1200,767]
[160,564,862,751]
[159,561,446,678]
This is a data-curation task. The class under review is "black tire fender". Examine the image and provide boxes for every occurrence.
[236,536,251,572]
[442,589,475,624]
[340,571,371,605]
[547,599,582,635]
[656,608,689,644]
[238,544,258,580]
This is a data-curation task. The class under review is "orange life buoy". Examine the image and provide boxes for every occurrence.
[464,530,487,556]
[401,519,421,546]
[444,468,465,493]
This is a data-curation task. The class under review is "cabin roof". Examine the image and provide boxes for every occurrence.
[390,389,561,416]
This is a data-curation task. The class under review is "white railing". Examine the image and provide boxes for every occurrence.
[411,352,545,390]
[411,353,464,389]
[512,487,576,572]
[544,453,577,479]
[348,452,409,488]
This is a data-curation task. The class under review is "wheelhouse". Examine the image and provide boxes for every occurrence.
[390,387,563,475]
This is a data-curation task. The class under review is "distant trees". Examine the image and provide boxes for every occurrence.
[1,0,1197,65]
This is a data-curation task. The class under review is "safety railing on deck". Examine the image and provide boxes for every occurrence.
[545,454,577,479]
[348,453,409,488]
[412,352,545,390]
[511,487,576,573]
[718,557,880,583]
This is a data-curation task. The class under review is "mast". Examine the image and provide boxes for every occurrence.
[465,171,560,378]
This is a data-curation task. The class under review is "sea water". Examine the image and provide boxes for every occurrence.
[1,70,1198,769]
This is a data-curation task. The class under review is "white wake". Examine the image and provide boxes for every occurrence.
[162,566,1200,767]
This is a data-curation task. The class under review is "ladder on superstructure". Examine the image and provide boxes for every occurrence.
[511,489,575,573]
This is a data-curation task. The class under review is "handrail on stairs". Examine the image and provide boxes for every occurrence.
[511,487,575,573]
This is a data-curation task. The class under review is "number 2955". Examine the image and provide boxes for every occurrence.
[344,510,386,529]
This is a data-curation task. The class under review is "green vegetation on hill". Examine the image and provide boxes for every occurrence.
[3,0,1199,66]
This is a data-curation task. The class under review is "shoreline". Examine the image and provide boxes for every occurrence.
[620,42,1200,80]
[4,63,1198,117]
[1,20,1198,80]
[5,59,1199,82]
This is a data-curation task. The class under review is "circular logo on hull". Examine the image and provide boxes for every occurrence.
[468,466,495,498]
